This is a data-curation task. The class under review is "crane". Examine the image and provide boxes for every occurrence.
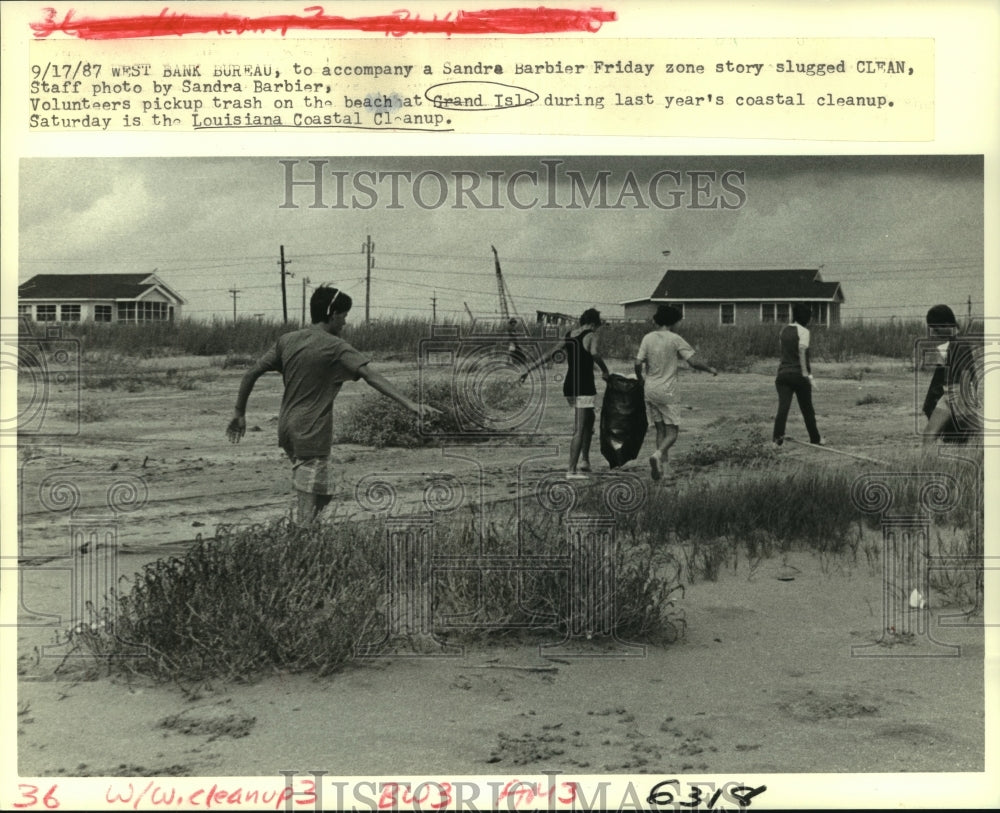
[491,245,519,322]
[491,245,525,363]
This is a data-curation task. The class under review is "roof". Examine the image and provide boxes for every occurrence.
[637,269,844,303]
[18,273,185,303]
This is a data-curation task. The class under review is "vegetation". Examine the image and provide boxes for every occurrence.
[65,447,981,683]
[336,374,535,448]
[81,352,218,392]
[46,316,927,367]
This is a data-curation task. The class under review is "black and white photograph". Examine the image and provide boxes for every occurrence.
[11,154,989,800]
[3,1,997,811]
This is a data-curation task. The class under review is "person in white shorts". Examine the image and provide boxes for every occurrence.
[226,285,440,525]
[635,304,717,481]
[520,308,609,478]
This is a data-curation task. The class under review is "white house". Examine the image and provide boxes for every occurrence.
[18,273,186,324]
[621,268,845,327]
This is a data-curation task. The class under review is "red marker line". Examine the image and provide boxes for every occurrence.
[31,6,618,40]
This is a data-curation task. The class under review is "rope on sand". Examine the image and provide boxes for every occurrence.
[784,437,890,466]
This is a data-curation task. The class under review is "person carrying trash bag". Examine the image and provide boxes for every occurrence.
[600,373,648,469]
[635,304,718,481]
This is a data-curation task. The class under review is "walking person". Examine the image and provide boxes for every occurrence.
[772,302,822,448]
[226,285,440,525]
[519,308,609,478]
[634,304,717,481]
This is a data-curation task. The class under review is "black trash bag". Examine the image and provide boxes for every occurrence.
[600,374,648,468]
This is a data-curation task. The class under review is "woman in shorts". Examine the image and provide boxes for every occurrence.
[520,308,609,478]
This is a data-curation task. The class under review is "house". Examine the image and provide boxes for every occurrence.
[620,268,844,327]
[18,273,185,324]
[535,309,575,326]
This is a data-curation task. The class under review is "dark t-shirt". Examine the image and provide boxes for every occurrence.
[777,323,810,376]
[255,327,370,457]
[563,328,597,397]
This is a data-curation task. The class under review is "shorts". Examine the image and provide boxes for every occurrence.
[566,395,596,409]
[289,455,335,495]
[645,395,679,426]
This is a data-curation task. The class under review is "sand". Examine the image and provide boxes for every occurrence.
[13,356,991,808]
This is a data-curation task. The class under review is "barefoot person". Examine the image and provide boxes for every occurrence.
[634,304,717,481]
[519,308,609,478]
[226,285,439,525]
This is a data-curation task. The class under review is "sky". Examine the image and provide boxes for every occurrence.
[18,155,984,324]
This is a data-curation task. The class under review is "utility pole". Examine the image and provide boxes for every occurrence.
[363,235,374,324]
[228,286,240,324]
[967,295,972,325]
[301,276,311,325]
[278,245,294,324]
[432,291,437,323]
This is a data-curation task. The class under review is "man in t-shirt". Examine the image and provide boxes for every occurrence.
[226,285,439,525]
[921,304,982,446]
[635,304,717,481]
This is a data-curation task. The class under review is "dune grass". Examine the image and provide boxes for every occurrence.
[67,445,981,683]
[50,316,926,368]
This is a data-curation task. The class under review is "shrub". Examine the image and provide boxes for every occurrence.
[679,427,778,469]
[73,519,385,682]
[855,393,890,406]
[68,401,116,423]
[71,507,687,682]
[336,374,535,448]
[431,507,686,647]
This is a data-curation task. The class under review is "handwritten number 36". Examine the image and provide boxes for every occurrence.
[14,784,60,809]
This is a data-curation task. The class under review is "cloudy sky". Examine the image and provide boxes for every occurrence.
[18,155,984,324]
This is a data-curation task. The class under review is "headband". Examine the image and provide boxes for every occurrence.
[325,286,342,317]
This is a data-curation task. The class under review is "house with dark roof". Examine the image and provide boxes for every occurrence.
[620,268,844,327]
[18,273,185,324]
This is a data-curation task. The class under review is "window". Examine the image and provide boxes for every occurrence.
[18,304,31,319]
[810,302,828,326]
[140,301,169,321]
[118,301,169,322]
[60,304,81,322]
[94,305,112,322]
[761,303,791,323]
[720,303,735,325]
[36,304,57,322]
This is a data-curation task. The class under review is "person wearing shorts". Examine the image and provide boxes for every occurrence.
[635,305,717,481]
[519,308,609,478]
[226,285,439,525]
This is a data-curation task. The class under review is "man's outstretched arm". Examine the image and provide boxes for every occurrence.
[357,364,441,417]
[227,362,272,443]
